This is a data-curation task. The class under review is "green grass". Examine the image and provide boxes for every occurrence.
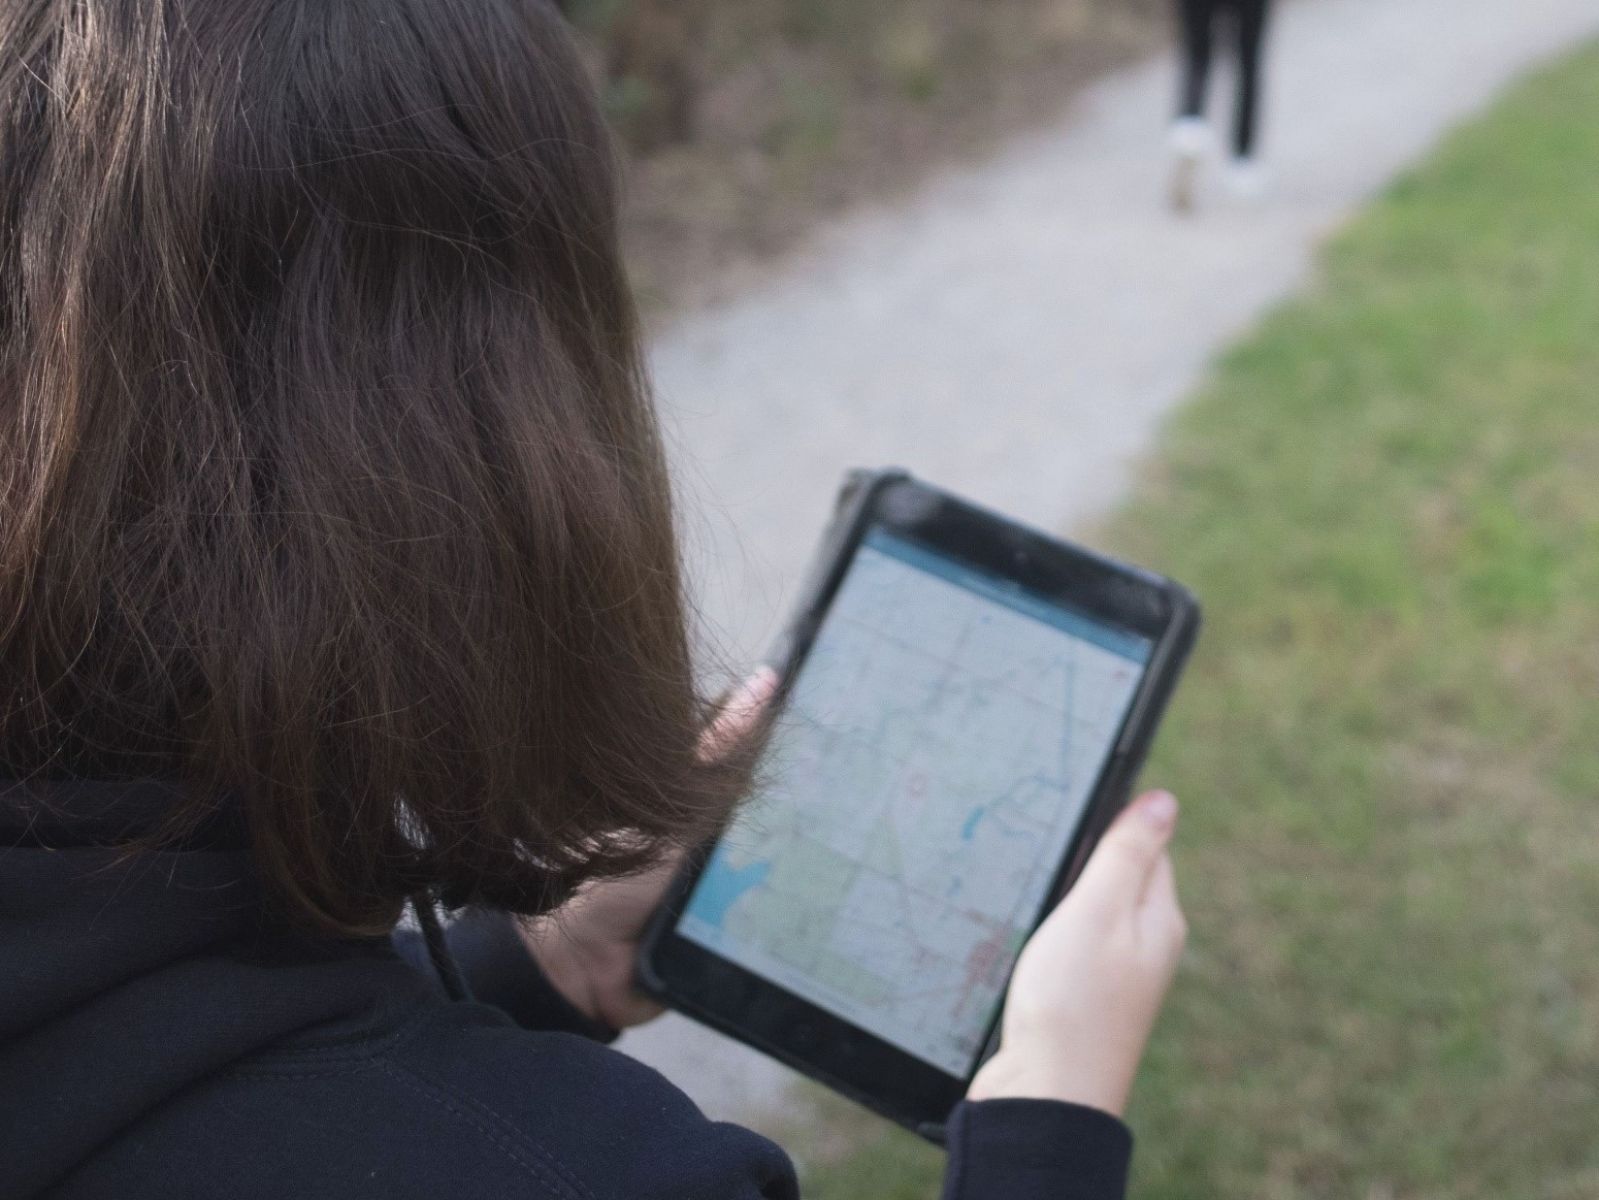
[800,39,1599,1200]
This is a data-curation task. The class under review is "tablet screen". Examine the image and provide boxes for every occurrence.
[678,528,1153,1076]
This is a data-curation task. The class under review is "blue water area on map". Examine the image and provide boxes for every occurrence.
[686,852,773,929]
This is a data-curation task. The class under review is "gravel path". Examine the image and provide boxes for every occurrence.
[621,0,1599,1126]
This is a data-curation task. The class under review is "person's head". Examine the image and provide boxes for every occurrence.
[0,0,734,931]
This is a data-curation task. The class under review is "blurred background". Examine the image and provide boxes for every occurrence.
[559,1,1599,1196]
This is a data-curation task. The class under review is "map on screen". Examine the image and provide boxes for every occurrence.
[678,529,1151,1075]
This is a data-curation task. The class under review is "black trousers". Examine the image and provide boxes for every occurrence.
[1175,0,1272,158]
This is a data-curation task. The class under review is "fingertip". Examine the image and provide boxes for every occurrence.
[699,668,780,762]
[729,666,779,713]
[750,664,781,701]
[1135,790,1178,832]
[732,667,780,719]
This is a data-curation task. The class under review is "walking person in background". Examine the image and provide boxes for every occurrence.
[1168,0,1275,211]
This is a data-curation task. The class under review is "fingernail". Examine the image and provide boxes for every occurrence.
[747,666,779,703]
[1141,791,1178,828]
[730,667,779,713]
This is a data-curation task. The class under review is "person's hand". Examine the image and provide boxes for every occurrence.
[517,667,779,1030]
[966,789,1187,1117]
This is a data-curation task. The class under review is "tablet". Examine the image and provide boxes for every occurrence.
[640,469,1199,1138]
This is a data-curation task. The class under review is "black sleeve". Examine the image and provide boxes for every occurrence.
[939,1099,1133,1200]
[391,908,619,1042]
[394,919,1129,1199]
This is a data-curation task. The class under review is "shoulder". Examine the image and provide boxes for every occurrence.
[385,1002,798,1200]
[75,1000,797,1200]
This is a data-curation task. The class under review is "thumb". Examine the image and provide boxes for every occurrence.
[1071,791,1179,911]
[697,667,779,763]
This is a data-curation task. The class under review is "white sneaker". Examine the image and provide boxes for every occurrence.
[1169,116,1212,157]
[1167,118,1211,213]
[1224,157,1271,200]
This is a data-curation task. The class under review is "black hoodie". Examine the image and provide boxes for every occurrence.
[1,778,1132,1199]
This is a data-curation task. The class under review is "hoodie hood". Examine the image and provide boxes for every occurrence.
[0,778,430,1196]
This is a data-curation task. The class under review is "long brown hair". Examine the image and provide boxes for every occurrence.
[0,0,736,932]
